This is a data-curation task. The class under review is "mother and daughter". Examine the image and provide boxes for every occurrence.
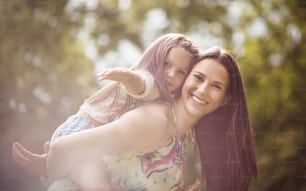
[12,33,258,191]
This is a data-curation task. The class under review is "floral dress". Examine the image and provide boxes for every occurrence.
[104,132,185,191]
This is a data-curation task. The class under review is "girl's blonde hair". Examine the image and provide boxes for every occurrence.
[87,33,199,114]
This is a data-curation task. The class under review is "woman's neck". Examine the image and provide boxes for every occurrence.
[173,98,199,136]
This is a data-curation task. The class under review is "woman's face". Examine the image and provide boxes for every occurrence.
[181,58,230,117]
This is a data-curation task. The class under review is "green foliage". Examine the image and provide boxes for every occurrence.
[0,1,96,189]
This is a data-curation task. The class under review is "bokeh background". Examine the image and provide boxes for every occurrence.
[0,0,305,190]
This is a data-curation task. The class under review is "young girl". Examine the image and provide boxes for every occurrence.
[12,33,199,189]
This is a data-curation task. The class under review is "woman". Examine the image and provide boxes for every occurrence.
[46,47,257,191]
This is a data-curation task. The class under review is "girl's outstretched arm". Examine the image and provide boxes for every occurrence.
[97,68,159,100]
[97,67,145,95]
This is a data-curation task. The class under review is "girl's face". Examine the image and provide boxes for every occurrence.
[181,58,230,117]
[165,47,192,93]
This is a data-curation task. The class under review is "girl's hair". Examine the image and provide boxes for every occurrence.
[194,47,258,191]
[87,33,199,113]
[132,33,199,100]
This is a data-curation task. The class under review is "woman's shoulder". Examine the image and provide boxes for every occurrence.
[112,100,174,153]
[138,100,173,119]
[119,100,174,131]
[133,101,175,134]
[140,100,171,110]
[128,101,175,152]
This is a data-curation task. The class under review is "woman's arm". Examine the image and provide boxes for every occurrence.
[12,142,47,177]
[47,102,172,181]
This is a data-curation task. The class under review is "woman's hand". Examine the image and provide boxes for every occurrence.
[12,142,49,178]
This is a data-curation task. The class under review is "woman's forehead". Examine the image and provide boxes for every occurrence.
[192,59,229,85]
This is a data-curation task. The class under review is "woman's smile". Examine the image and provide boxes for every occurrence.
[190,93,208,106]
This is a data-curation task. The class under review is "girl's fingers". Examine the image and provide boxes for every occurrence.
[97,69,111,80]
[97,67,130,81]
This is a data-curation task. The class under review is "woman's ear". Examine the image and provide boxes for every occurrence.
[222,94,231,106]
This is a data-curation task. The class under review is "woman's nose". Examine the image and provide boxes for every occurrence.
[198,82,209,94]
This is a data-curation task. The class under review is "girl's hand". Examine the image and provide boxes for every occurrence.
[97,67,145,96]
[97,67,130,82]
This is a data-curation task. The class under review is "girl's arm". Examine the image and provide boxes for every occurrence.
[47,102,172,181]
[97,68,159,100]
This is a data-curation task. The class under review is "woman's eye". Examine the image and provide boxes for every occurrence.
[212,84,222,90]
[193,75,202,81]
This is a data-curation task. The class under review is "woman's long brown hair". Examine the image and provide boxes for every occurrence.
[194,47,258,191]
